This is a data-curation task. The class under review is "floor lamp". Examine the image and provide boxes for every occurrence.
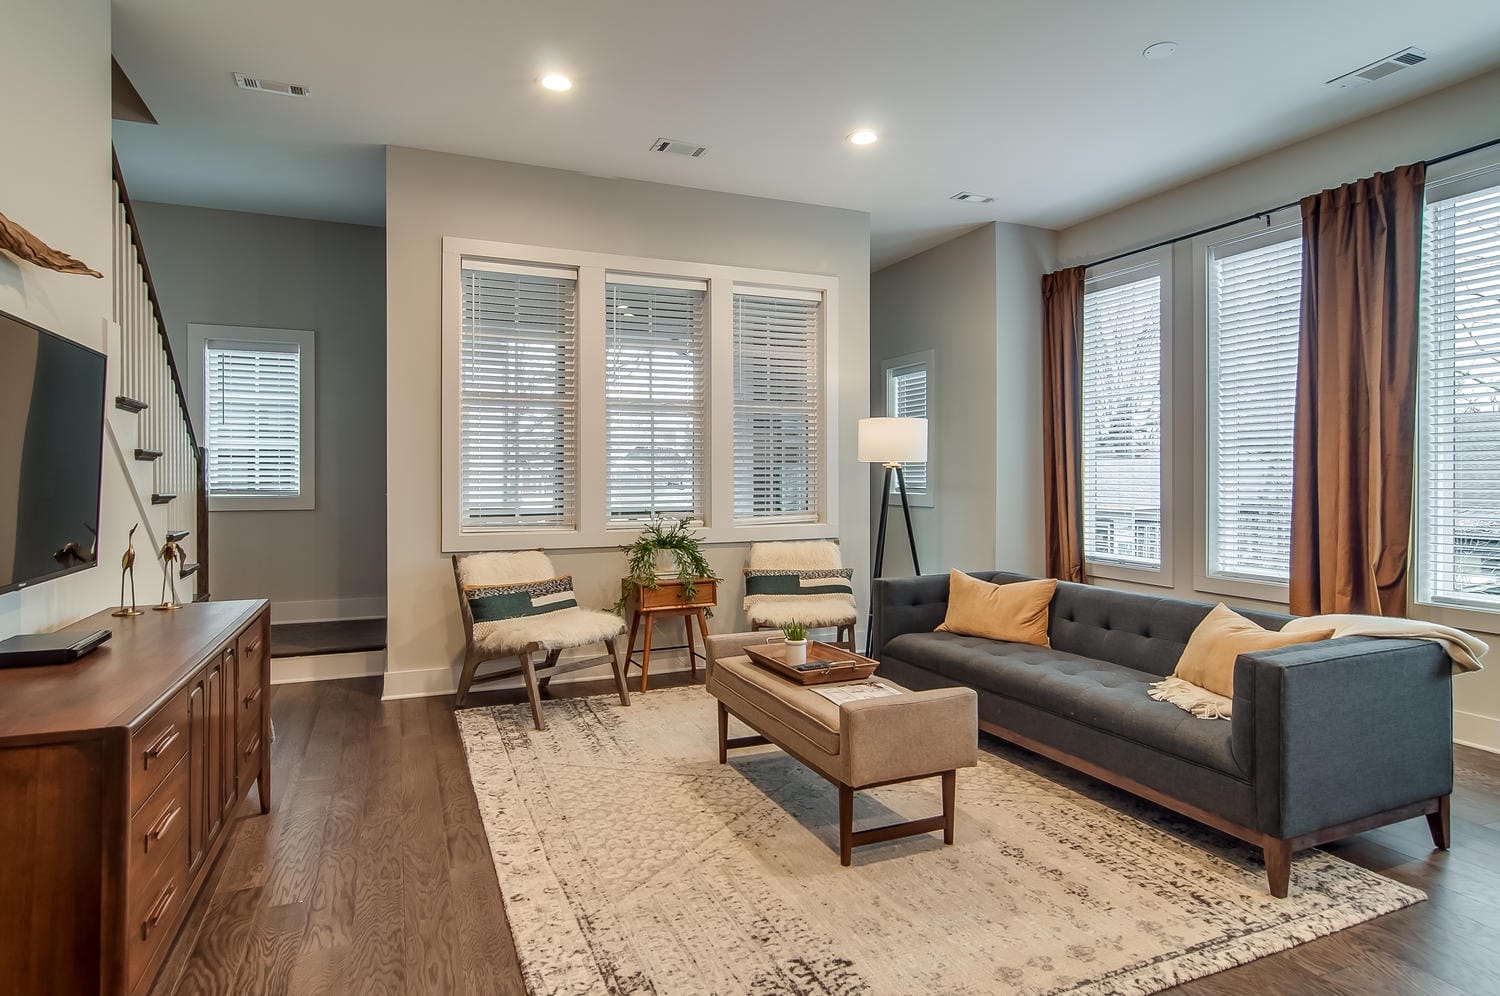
[860,416,927,655]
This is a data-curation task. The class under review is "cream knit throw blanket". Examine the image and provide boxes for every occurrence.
[1150,615,1487,720]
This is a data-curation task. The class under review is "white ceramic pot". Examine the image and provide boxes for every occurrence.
[785,639,808,668]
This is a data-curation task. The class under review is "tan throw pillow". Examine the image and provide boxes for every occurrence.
[936,571,1057,647]
[1173,603,1335,697]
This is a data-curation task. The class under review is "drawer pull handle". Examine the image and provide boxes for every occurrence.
[144,882,177,935]
[148,804,181,844]
[226,647,235,660]
[244,737,261,757]
[145,726,179,761]
[247,639,262,656]
[242,686,262,708]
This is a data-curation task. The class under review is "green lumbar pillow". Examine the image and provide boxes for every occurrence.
[465,575,578,625]
[743,568,855,597]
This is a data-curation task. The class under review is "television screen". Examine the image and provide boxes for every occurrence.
[0,309,106,594]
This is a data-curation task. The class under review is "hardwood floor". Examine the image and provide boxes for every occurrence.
[152,674,1500,995]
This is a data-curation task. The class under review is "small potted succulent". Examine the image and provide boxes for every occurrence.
[782,622,809,668]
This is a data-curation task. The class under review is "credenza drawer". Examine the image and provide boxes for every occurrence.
[126,824,189,993]
[237,732,263,799]
[128,756,189,890]
[235,626,265,747]
[129,685,190,815]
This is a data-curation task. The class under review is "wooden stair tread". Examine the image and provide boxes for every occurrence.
[165,529,190,542]
[114,396,147,413]
[178,563,200,578]
[150,493,176,504]
[133,448,162,461]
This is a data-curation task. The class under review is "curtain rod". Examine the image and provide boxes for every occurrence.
[1080,134,1500,272]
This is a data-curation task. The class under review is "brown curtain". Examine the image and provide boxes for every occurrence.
[1289,162,1425,616]
[1042,266,1086,583]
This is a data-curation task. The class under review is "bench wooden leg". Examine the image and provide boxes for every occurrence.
[839,783,854,867]
[1428,794,1451,849]
[1264,838,1292,899]
[942,769,956,845]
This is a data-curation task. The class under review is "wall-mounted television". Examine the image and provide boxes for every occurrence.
[0,308,106,595]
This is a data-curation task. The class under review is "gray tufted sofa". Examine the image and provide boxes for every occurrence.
[871,570,1456,896]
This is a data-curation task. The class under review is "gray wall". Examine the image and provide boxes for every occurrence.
[871,222,1052,579]
[384,146,870,696]
[132,202,386,619]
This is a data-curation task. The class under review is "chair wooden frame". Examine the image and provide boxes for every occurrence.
[452,555,631,730]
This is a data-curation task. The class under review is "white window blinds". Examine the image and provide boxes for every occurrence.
[605,280,708,522]
[887,361,929,494]
[1418,173,1500,608]
[204,340,302,497]
[459,263,578,528]
[1207,232,1302,583]
[1082,269,1163,569]
[733,291,823,523]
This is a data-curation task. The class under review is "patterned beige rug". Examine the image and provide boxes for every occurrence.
[457,687,1422,995]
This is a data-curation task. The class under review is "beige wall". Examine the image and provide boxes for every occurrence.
[130,202,387,621]
[870,222,1052,580]
[384,147,870,697]
[1053,66,1500,750]
[0,0,142,639]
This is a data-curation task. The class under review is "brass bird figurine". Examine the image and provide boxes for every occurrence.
[155,535,183,611]
[113,524,144,617]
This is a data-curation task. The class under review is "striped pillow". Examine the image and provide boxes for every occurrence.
[743,568,855,597]
[464,576,578,637]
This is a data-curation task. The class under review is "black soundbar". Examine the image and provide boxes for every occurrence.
[0,628,111,668]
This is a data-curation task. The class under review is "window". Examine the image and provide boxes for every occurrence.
[604,279,707,522]
[882,353,932,504]
[733,290,824,524]
[458,262,577,529]
[1206,230,1302,584]
[188,324,315,511]
[1082,263,1165,572]
[1417,170,1500,609]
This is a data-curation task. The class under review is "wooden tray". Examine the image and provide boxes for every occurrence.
[743,640,879,686]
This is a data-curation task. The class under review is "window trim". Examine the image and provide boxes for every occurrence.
[1081,246,1174,588]
[440,236,840,552]
[880,350,934,508]
[186,323,316,512]
[1413,156,1500,622]
[1190,210,1301,602]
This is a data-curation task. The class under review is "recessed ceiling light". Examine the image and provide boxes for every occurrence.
[539,73,573,92]
[1142,41,1178,61]
[847,129,879,146]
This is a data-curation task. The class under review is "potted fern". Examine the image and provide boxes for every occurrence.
[614,516,720,613]
[782,622,809,668]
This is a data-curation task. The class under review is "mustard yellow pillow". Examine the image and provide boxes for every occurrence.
[936,571,1056,647]
[1173,603,1335,697]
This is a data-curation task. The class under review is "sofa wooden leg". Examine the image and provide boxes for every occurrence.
[941,769,956,845]
[1427,794,1451,850]
[839,783,855,867]
[1264,839,1292,898]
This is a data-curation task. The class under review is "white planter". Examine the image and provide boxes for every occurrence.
[785,639,808,668]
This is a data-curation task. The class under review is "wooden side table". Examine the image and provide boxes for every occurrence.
[622,578,717,691]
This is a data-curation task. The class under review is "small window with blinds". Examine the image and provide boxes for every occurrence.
[458,262,578,529]
[1417,171,1500,610]
[733,290,824,523]
[190,324,316,511]
[1082,265,1164,571]
[605,279,708,523]
[883,352,932,505]
[1206,230,1302,584]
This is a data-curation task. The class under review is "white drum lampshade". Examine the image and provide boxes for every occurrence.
[858,417,928,465]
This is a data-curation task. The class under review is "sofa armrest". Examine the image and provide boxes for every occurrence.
[840,687,978,788]
[870,575,953,660]
[1232,636,1454,839]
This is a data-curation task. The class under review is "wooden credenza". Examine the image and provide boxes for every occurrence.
[0,599,271,995]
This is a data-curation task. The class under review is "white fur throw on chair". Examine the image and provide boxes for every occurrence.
[458,551,624,655]
[744,540,858,629]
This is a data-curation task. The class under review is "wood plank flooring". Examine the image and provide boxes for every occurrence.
[152,674,1500,995]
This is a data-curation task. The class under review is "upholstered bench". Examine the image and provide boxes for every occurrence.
[706,633,978,865]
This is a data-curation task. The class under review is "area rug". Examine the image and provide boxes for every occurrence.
[456,687,1423,996]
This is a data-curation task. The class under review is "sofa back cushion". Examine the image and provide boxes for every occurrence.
[1048,582,1292,678]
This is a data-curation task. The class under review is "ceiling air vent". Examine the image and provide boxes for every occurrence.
[234,73,312,98]
[1325,47,1428,89]
[949,191,996,204]
[650,137,709,158]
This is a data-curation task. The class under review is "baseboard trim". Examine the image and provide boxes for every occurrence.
[273,650,387,685]
[380,647,697,701]
[1454,709,1500,755]
[271,597,386,624]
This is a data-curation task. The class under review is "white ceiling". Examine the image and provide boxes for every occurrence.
[111,0,1500,269]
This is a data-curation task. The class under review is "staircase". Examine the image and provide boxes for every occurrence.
[107,152,209,600]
